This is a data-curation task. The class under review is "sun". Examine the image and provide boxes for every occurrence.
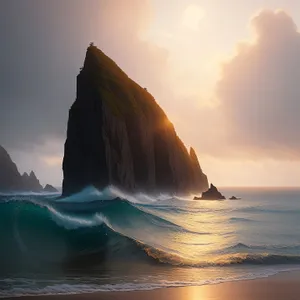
[182,4,206,31]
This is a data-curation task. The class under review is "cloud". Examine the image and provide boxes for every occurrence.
[216,9,300,159]
[0,0,168,150]
[9,138,63,186]
[95,0,168,94]
[0,0,168,184]
[182,5,206,31]
[2,3,299,187]
[42,156,62,167]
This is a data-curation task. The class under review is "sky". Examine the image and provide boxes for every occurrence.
[0,0,300,187]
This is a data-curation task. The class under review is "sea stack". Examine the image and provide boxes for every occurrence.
[194,184,226,200]
[62,45,209,196]
[43,184,58,193]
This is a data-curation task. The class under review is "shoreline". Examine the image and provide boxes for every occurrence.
[3,269,300,300]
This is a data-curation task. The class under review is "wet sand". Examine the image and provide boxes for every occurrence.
[4,270,300,300]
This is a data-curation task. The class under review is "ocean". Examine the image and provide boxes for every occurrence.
[0,187,300,298]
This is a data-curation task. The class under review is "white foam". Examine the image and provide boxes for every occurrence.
[56,186,115,203]
[49,205,106,230]
[55,185,181,205]
[2,267,300,298]
[0,191,59,196]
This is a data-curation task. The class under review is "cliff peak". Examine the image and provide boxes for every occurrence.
[29,171,38,179]
[82,44,128,81]
[62,45,209,196]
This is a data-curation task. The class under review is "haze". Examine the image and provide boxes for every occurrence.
[1,0,299,187]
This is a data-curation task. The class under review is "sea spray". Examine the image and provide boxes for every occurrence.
[1,187,300,297]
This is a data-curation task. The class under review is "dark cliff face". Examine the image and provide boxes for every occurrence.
[190,147,209,192]
[0,145,23,191]
[62,45,209,196]
[0,145,52,192]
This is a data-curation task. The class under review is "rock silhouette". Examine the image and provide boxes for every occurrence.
[21,171,43,192]
[43,184,58,193]
[0,145,56,193]
[0,145,23,192]
[194,184,225,200]
[62,45,209,196]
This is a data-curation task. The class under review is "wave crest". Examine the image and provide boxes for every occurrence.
[1,186,300,272]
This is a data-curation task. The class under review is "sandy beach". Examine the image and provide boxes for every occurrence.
[3,270,300,300]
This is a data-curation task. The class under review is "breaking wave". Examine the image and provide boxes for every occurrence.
[1,186,300,297]
[1,186,300,272]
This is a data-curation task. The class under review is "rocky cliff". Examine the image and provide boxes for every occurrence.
[0,145,54,192]
[21,171,43,192]
[0,145,23,192]
[189,147,209,192]
[62,45,209,196]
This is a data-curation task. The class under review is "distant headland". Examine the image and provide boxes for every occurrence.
[0,145,57,193]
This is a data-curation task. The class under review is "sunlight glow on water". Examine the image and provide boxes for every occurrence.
[1,187,300,297]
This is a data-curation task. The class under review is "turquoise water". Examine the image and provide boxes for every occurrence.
[0,187,300,297]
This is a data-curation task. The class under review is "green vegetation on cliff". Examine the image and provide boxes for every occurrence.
[82,45,167,122]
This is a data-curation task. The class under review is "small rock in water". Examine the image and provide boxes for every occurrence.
[194,183,226,200]
[43,184,58,193]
